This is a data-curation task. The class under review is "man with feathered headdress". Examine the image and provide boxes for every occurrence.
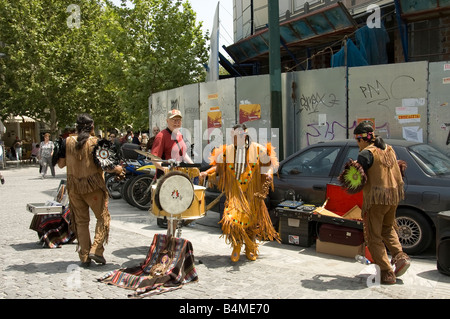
[201,124,280,262]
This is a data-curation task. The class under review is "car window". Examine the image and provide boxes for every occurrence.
[339,146,360,172]
[281,146,340,177]
[409,144,450,176]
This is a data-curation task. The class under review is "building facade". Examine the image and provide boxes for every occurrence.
[225,0,450,75]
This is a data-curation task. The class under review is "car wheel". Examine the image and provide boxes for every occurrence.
[396,208,433,255]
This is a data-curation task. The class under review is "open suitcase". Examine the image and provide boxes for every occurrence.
[27,180,75,247]
[318,223,364,246]
[311,184,364,230]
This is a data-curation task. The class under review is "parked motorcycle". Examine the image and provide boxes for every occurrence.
[122,164,155,210]
[104,142,155,205]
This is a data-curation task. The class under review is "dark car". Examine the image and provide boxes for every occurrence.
[268,139,450,255]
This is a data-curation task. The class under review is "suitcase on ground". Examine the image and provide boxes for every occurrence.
[318,223,364,246]
[275,206,315,247]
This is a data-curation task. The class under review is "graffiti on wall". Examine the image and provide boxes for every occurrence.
[299,92,340,114]
[358,75,418,107]
[305,120,390,146]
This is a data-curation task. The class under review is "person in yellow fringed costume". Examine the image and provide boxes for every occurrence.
[201,124,280,262]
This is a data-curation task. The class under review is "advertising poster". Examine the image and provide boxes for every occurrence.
[239,104,261,123]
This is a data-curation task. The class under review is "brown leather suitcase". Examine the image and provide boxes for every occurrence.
[318,223,364,246]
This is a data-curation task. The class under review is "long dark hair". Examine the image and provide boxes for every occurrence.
[353,121,386,150]
[75,113,94,150]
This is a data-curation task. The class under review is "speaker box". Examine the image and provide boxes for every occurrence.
[436,211,450,276]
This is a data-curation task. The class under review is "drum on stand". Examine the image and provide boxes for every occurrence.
[154,171,194,215]
[151,171,206,220]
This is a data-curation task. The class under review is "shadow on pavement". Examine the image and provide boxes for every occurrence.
[301,274,369,291]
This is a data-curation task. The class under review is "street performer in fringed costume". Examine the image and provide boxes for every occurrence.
[58,113,123,267]
[201,124,280,262]
[339,121,410,284]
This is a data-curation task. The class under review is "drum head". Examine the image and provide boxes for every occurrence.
[154,171,194,215]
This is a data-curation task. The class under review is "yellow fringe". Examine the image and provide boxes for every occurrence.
[213,143,280,249]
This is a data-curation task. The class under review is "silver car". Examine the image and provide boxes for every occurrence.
[269,139,450,255]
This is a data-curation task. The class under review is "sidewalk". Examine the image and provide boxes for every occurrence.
[0,164,449,302]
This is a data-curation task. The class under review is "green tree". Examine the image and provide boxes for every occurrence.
[0,0,114,133]
[0,0,209,134]
[108,0,209,129]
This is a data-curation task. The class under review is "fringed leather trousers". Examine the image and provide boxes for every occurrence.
[363,204,403,271]
[69,189,110,263]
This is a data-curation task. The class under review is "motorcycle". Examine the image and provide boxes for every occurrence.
[104,142,155,205]
[122,163,156,210]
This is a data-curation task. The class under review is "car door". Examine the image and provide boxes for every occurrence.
[273,144,342,206]
[330,143,360,185]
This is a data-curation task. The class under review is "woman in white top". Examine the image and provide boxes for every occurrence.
[39,133,55,178]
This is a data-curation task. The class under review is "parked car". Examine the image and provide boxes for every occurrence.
[268,139,450,255]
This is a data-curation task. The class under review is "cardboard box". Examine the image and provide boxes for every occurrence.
[316,239,363,259]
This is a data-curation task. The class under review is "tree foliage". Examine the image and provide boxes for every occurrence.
[0,0,209,133]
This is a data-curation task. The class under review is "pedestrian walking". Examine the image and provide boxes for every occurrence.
[39,133,55,178]
[14,137,23,161]
[31,142,39,164]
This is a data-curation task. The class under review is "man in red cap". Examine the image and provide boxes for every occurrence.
[151,109,195,234]
[151,110,193,177]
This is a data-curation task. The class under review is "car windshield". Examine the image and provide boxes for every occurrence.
[280,146,340,177]
[408,144,450,176]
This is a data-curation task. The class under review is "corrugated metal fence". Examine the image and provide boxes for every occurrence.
[149,61,450,160]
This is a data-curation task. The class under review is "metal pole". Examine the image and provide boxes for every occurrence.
[268,0,284,160]
[394,0,409,62]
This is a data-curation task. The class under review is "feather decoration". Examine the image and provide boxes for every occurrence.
[92,139,120,170]
[338,160,367,194]
[398,160,407,177]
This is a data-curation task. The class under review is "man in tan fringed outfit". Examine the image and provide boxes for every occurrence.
[201,124,280,262]
[353,122,410,284]
[58,113,123,267]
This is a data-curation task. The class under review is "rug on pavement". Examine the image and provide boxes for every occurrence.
[29,207,75,248]
[98,233,198,298]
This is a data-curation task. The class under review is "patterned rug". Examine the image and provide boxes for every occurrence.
[29,207,75,248]
[98,234,198,298]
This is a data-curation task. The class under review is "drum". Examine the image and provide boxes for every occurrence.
[151,171,206,220]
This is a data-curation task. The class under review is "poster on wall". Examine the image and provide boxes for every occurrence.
[207,108,222,129]
[239,104,261,123]
[357,118,375,129]
[207,108,222,141]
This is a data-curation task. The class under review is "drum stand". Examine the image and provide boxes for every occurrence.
[167,216,183,238]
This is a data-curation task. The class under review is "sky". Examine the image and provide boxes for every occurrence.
[188,1,234,50]
[111,0,234,58]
